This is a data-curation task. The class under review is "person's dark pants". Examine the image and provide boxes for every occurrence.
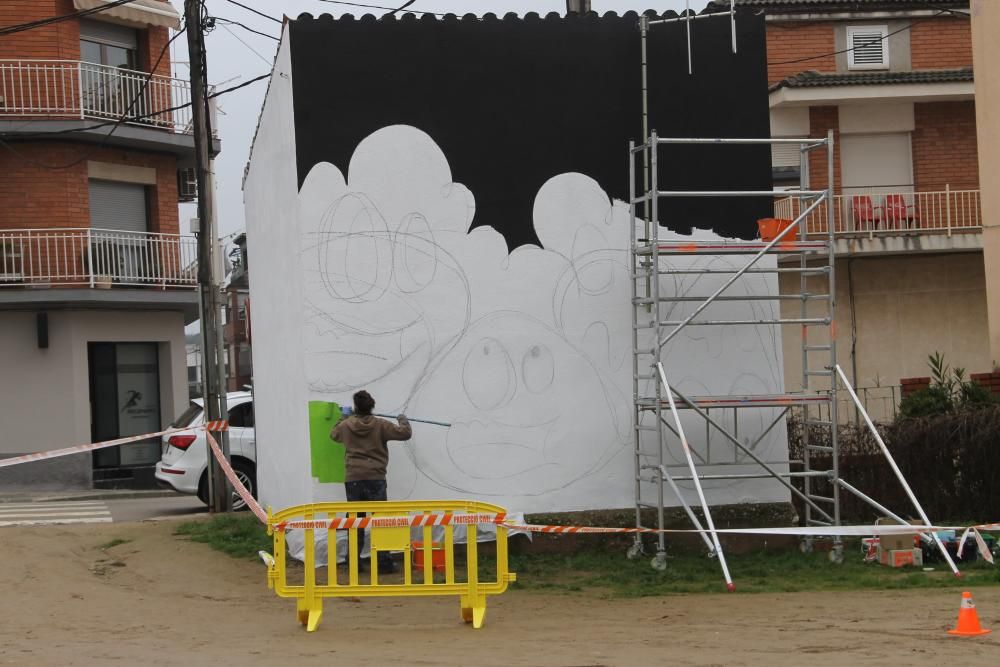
[345,479,394,571]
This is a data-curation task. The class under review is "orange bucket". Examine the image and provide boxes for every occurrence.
[757,218,794,242]
[412,541,446,572]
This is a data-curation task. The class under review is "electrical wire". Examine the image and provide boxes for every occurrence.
[0,24,187,169]
[218,23,274,66]
[316,0,451,18]
[213,16,280,41]
[768,7,967,67]
[0,0,141,38]
[221,0,283,25]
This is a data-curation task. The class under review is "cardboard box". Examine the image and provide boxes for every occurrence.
[878,547,923,568]
[875,517,919,551]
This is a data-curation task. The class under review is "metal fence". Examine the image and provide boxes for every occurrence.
[0,228,197,288]
[806,385,902,425]
[0,59,193,133]
[774,188,981,237]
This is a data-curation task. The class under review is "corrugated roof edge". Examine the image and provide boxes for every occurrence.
[288,9,719,23]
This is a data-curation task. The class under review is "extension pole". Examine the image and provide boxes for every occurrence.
[374,413,451,428]
[186,0,231,512]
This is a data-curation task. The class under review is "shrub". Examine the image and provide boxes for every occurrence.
[898,351,996,419]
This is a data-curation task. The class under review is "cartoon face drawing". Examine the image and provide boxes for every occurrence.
[302,175,474,400]
[404,312,630,497]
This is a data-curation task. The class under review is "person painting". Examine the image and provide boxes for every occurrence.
[331,389,412,573]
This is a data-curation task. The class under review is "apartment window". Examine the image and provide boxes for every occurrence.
[80,19,138,69]
[89,180,150,279]
[89,180,149,233]
[847,25,889,70]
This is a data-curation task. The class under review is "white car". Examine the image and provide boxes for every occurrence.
[155,391,257,510]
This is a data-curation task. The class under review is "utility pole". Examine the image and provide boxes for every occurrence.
[185,0,231,512]
[567,0,592,13]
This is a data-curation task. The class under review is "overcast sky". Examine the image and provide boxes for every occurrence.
[173,1,705,239]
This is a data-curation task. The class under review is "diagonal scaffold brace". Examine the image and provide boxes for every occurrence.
[657,362,735,591]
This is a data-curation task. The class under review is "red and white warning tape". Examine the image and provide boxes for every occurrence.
[0,428,179,470]
[5,422,998,565]
[276,512,507,532]
[0,421,230,470]
[204,429,268,524]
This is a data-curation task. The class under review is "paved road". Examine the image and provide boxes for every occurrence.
[0,494,207,527]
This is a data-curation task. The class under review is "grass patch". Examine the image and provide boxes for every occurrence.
[172,517,999,597]
[98,538,131,550]
[499,545,1000,597]
[175,514,271,559]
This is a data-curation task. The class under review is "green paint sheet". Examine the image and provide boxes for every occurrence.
[308,401,345,483]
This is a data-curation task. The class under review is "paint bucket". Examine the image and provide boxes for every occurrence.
[412,541,446,572]
[757,218,794,242]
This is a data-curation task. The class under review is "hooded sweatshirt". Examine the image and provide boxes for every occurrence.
[331,414,412,482]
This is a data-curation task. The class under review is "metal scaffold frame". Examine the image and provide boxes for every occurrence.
[626,132,962,583]
[628,131,842,577]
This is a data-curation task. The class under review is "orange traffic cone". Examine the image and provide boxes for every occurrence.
[947,591,992,637]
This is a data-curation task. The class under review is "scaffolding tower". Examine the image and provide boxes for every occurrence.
[627,131,962,586]
[628,132,843,581]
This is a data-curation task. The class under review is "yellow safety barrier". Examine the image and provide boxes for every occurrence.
[265,500,517,632]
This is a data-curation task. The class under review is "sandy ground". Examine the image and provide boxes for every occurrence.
[2,520,999,667]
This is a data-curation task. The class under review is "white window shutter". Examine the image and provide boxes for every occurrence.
[848,26,889,70]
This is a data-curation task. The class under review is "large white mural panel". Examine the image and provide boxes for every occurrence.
[253,123,790,513]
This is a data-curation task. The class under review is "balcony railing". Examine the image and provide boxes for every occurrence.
[0,228,197,289]
[774,188,982,237]
[0,60,192,133]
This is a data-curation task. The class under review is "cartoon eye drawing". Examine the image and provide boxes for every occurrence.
[521,344,554,394]
[394,212,438,293]
[318,193,393,303]
[462,337,515,411]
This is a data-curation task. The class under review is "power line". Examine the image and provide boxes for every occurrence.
[768,9,948,66]
[0,24,187,169]
[0,0,140,38]
[0,70,271,143]
[212,16,280,41]
[316,0,451,18]
[221,0,283,25]
[218,23,274,66]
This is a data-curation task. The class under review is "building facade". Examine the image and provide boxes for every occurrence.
[222,233,251,392]
[0,1,207,489]
[713,0,986,421]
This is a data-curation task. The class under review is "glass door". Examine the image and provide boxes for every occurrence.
[90,343,161,468]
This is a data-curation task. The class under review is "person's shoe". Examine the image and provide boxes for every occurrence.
[378,560,398,574]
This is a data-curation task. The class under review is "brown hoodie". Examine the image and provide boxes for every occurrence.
[331,415,412,482]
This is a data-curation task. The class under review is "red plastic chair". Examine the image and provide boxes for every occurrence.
[882,194,918,230]
[851,195,879,231]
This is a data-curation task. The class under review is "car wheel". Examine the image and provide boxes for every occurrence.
[197,472,209,506]
[231,459,257,512]
[197,462,256,511]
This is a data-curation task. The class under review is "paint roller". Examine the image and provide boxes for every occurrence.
[338,404,451,428]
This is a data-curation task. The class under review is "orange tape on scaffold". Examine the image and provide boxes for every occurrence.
[0,421,229,470]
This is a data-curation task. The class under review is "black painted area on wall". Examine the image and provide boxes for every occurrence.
[288,11,772,248]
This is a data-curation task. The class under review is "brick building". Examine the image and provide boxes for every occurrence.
[710,0,986,421]
[0,1,211,489]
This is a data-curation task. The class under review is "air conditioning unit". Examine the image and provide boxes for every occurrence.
[178,167,198,202]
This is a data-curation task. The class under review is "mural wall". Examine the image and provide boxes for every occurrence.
[245,12,790,514]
